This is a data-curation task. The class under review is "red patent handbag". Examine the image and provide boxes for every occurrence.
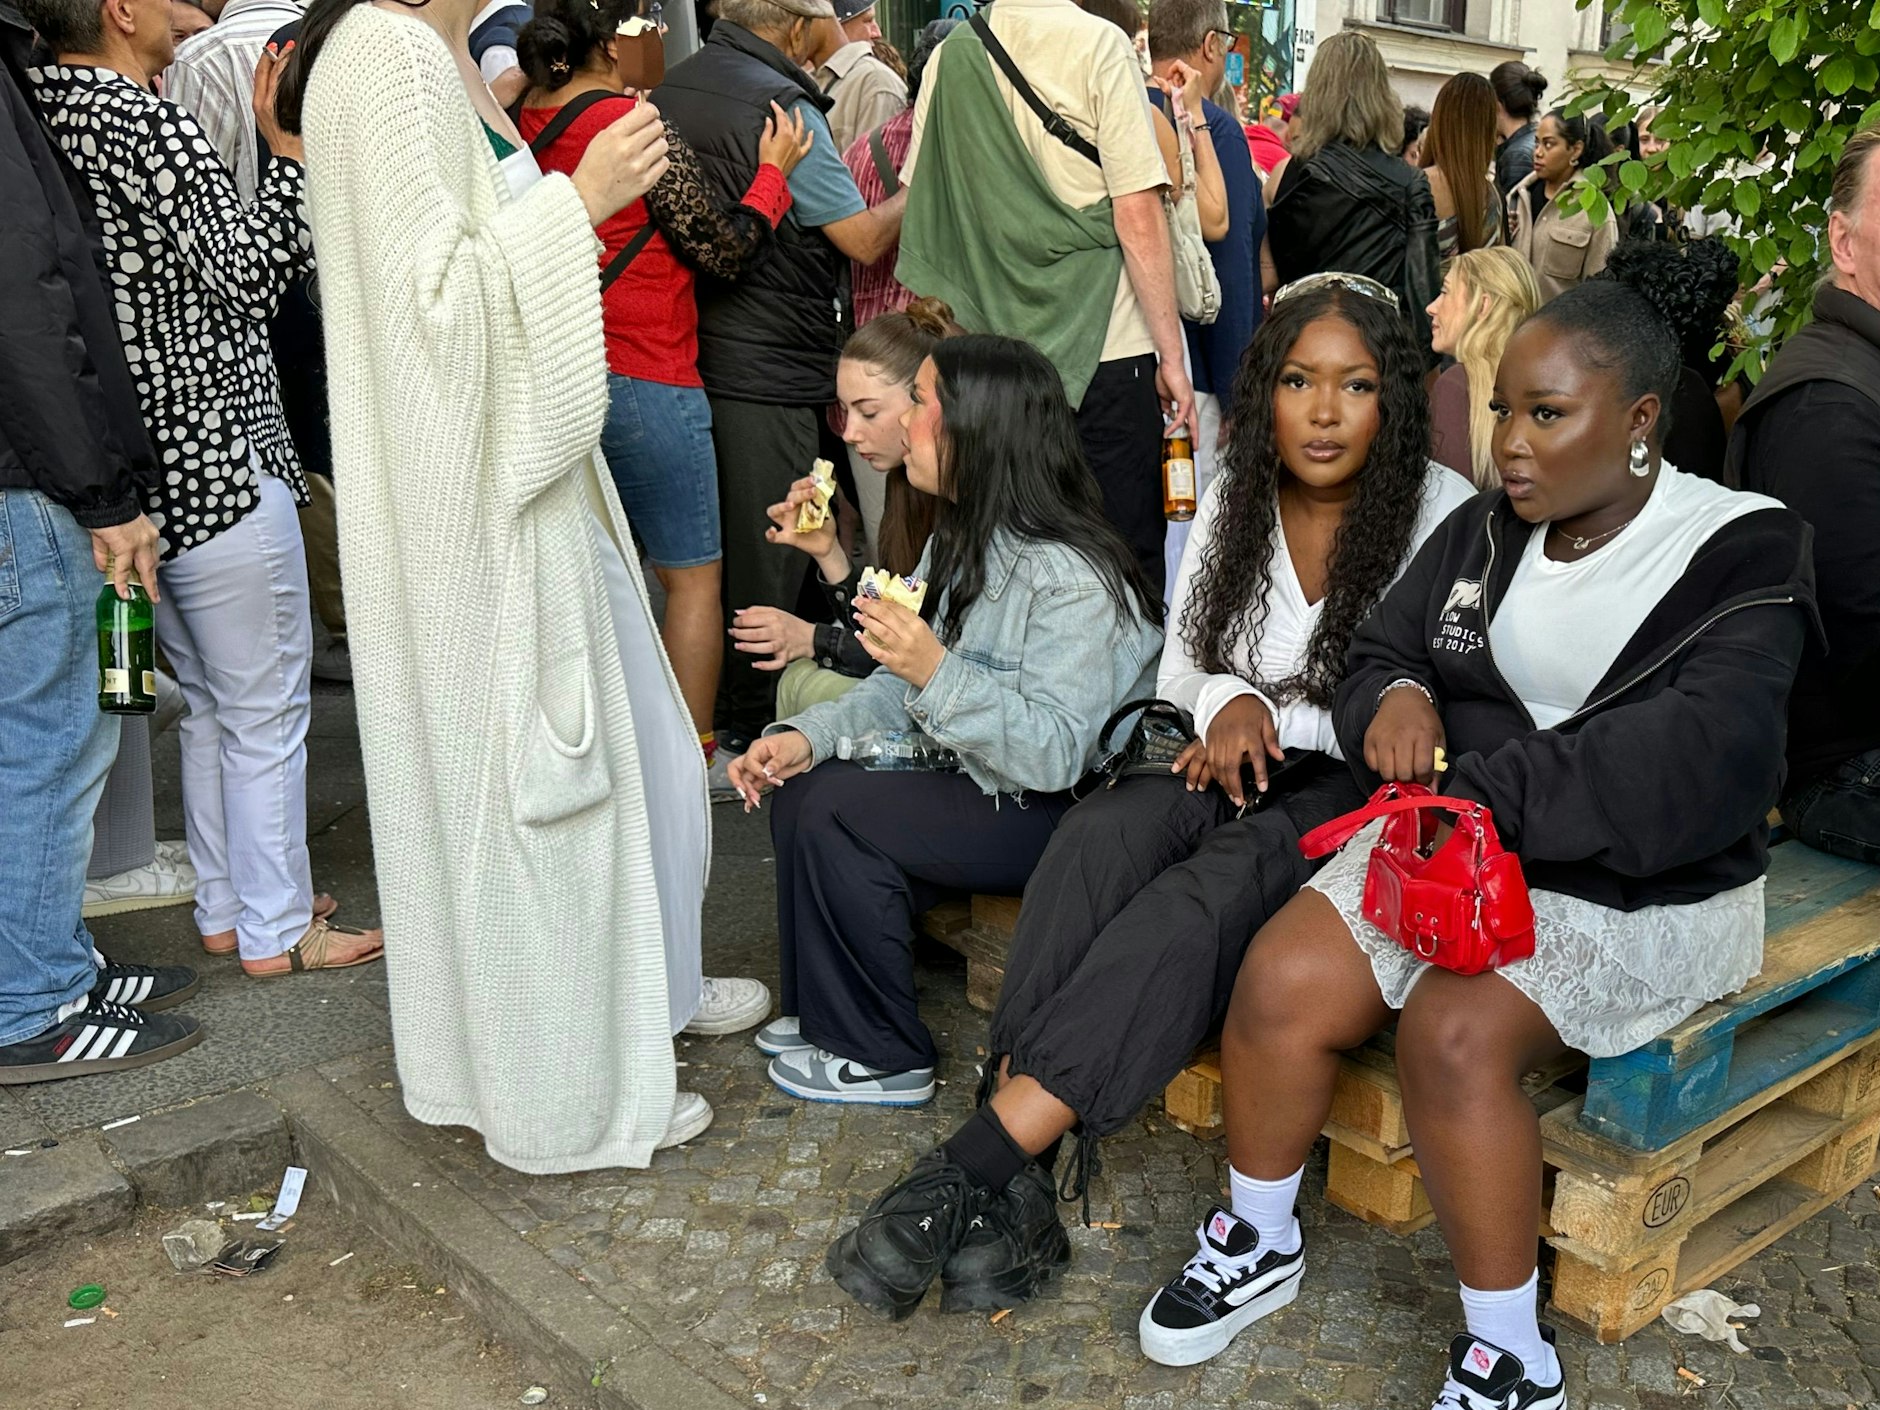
[1298,782,1536,976]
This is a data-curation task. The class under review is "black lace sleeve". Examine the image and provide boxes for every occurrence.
[643,131,777,281]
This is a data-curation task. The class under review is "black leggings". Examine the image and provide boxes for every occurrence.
[988,767,1365,1137]
[770,762,1076,1072]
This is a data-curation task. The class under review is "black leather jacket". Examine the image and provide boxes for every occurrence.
[1267,141,1441,357]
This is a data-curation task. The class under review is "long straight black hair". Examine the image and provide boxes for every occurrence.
[276,0,430,134]
[923,336,1162,646]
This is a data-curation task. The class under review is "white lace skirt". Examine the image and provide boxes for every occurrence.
[1305,822,1766,1057]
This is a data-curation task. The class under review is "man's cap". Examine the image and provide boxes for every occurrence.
[770,0,838,18]
[833,0,876,22]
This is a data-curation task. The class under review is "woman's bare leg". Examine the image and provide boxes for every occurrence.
[1222,890,1394,1178]
[1396,969,1567,1289]
[652,562,722,738]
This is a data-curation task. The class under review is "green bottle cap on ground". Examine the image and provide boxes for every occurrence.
[68,1284,105,1309]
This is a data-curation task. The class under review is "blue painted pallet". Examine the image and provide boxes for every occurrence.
[1579,843,1880,1152]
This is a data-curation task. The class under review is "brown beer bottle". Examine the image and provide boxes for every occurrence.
[1162,431,1197,521]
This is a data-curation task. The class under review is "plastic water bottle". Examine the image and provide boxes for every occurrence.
[836,729,960,772]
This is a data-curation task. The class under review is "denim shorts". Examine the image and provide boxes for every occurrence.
[599,374,722,569]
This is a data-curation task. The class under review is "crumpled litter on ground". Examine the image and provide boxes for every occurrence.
[1661,1288,1761,1352]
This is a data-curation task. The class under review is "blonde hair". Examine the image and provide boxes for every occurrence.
[1447,247,1542,488]
[1291,31,1403,160]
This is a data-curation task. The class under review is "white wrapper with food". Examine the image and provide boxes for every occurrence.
[857,567,928,614]
[795,459,837,533]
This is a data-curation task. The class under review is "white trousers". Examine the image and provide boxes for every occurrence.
[155,475,314,960]
[1163,391,1225,610]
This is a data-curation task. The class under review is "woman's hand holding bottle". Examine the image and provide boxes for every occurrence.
[726,730,815,811]
[571,101,671,226]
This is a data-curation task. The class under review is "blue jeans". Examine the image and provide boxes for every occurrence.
[1782,749,1880,866]
[0,491,119,1044]
[598,375,722,570]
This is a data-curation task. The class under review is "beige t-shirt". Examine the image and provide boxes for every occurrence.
[902,0,1166,363]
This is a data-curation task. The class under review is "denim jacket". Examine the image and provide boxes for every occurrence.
[772,531,1163,797]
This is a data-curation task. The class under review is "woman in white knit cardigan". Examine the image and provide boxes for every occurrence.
[280,0,770,1171]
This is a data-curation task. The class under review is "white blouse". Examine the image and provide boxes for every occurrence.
[1159,461,1476,756]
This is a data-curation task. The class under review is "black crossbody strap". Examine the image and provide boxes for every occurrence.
[599,223,657,292]
[522,89,620,158]
[867,121,901,197]
[968,11,1101,168]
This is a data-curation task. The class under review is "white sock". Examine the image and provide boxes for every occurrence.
[1459,1271,1557,1382]
[1227,1164,1303,1255]
[56,994,90,1024]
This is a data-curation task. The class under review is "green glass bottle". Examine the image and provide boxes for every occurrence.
[97,567,157,716]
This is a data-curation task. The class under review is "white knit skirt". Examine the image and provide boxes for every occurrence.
[1305,821,1766,1057]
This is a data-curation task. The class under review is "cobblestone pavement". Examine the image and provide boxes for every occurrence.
[319,807,1880,1410]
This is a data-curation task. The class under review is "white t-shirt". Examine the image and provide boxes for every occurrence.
[1489,465,1783,729]
[902,0,1167,363]
[1158,462,1478,757]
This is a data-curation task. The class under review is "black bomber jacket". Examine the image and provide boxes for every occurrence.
[1335,489,1820,912]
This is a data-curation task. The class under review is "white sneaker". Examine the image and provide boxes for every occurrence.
[655,1090,714,1149]
[82,852,198,919]
[1431,1330,1565,1410]
[705,752,742,805]
[683,977,771,1036]
[1139,1205,1305,1366]
[754,1015,811,1055]
[153,838,189,869]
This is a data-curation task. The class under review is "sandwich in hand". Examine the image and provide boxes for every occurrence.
[795,459,837,533]
[858,567,928,614]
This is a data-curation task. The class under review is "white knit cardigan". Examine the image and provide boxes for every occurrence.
[302,6,700,1172]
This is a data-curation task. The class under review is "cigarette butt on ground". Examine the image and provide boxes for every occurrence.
[1094,1221,1124,1230]
[1676,1367,1706,1386]
[989,1308,1012,1325]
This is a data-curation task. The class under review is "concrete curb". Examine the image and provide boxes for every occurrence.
[0,1088,292,1267]
[273,1067,744,1410]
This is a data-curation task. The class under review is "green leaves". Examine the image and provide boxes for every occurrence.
[1577,0,1863,375]
[1770,13,1802,62]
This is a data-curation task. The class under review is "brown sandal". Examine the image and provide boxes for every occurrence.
[242,917,384,978]
[203,894,338,956]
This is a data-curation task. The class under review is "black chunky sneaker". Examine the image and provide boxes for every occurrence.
[939,1161,1071,1313]
[0,1001,203,1085]
[1138,1205,1305,1366]
[826,1150,984,1319]
[1430,1328,1565,1410]
[91,954,200,1012]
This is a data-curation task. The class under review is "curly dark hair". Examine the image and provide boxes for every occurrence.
[1597,237,1742,379]
[1181,285,1435,708]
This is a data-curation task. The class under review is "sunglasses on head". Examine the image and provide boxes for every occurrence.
[1272,272,1402,312]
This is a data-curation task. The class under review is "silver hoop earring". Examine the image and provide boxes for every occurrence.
[1628,440,1651,477]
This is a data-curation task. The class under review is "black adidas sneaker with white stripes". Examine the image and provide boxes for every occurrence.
[0,1000,203,1084]
[91,955,200,1012]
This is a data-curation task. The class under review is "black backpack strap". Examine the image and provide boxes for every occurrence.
[524,89,621,158]
[968,11,1101,168]
[599,223,658,292]
[867,121,901,197]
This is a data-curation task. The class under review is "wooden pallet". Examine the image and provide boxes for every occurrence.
[1578,849,1880,1151]
[1547,1035,1880,1341]
[917,895,1018,1012]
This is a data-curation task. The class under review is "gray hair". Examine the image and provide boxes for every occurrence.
[18,0,104,52]
[716,0,799,38]
[1833,125,1880,233]
[1146,0,1227,63]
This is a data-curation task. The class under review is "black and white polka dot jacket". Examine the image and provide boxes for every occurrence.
[29,63,313,559]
